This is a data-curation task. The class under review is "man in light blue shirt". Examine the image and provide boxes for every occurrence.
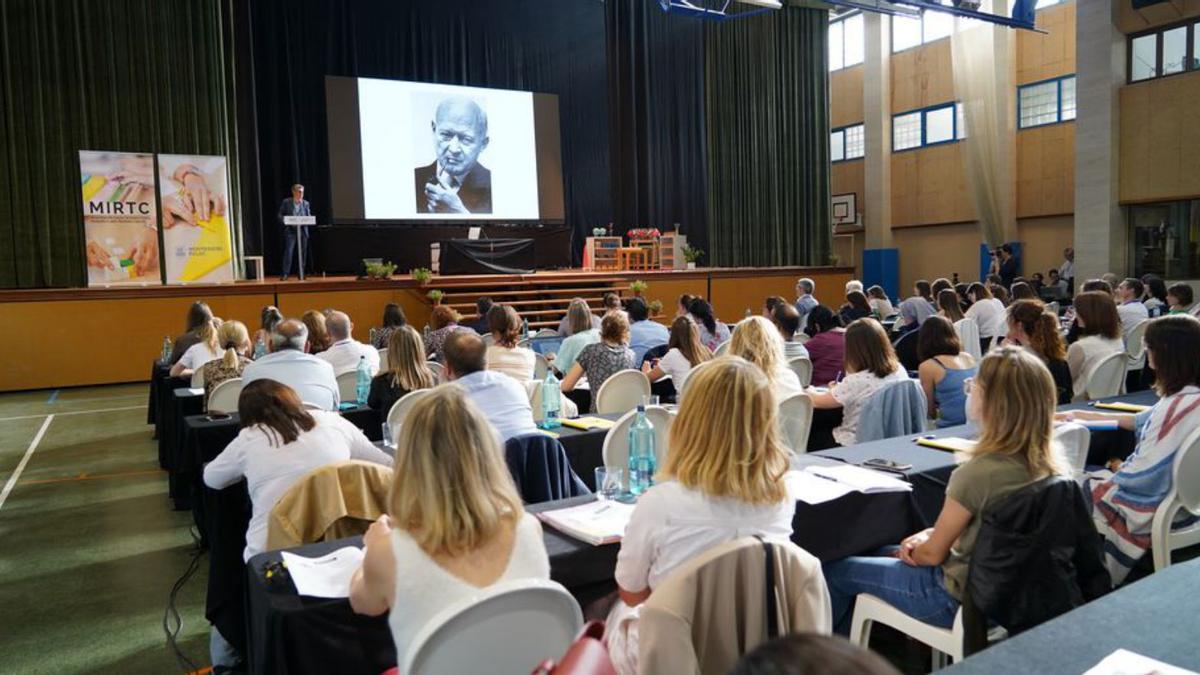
[443,331,538,441]
[795,277,818,333]
[241,319,340,410]
[626,297,669,365]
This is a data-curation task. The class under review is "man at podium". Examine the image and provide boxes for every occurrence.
[278,183,312,280]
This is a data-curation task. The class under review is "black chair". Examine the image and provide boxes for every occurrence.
[503,433,590,504]
[893,330,921,372]
[640,343,669,368]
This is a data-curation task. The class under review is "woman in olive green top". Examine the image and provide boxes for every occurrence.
[822,346,1067,633]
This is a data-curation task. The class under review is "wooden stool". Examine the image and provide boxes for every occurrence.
[618,247,648,271]
[243,255,265,282]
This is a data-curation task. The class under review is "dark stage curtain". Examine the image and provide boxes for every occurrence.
[0,0,240,288]
[246,0,612,273]
[605,0,710,258]
[704,7,831,267]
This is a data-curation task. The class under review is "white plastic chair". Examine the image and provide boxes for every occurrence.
[403,578,583,675]
[954,318,982,361]
[190,368,206,389]
[533,353,550,381]
[777,392,814,455]
[526,380,579,422]
[593,369,651,415]
[426,361,446,383]
[601,405,673,473]
[787,356,813,388]
[482,333,496,347]
[713,340,731,357]
[378,348,389,372]
[851,595,966,670]
[1125,320,1149,372]
[1046,301,1060,316]
[386,388,436,434]
[1151,426,1200,571]
[206,377,243,414]
[335,371,359,403]
[534,328,558,339]
[1082,352,1127,401]
[1053,422,1091,482]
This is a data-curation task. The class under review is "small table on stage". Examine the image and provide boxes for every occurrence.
[437,238,536,275]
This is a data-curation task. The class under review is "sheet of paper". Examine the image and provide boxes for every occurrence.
[537,500,635,545]
[187,387,205,396]
[561,416,615,431]
[785,469,855,505]
[806,464,912,494]
[1083,649,1197,675]
[1076,420,1120,431]
[1093,402,1151,413]
[280,546,365,598]
[916,436,977,453]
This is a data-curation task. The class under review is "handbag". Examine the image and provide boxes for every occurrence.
[530,620,616,675]
[757,536,779,640]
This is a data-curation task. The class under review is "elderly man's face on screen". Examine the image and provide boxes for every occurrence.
[430,98,489,178]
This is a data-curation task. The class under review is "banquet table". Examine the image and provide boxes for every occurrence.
[163,387,205,509]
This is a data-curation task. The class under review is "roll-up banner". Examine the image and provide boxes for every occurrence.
[157,154,235,284]
[80,151,162,286]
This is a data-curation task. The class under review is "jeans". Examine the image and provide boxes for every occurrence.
[281,225,309,277]
[823,546,960,635]
[210,625,243,671]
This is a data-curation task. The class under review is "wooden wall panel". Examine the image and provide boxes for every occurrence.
[1017,2,1076,84]
[831,65,864,129]
[710,270,852,321]
[1017,122,1075,217]
[890,143,974,228]
[1017,215,1075,278]
[276,288,430,341]
[892,223,981,293]
[891,39,955,114]
[832,160,866,223]
[1120,72,1200,204]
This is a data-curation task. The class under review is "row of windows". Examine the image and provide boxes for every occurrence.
[829,13,864,72]
[893,102,966,150]
[1130,20,1200,83]
[1018,75,1075,129]
[831,124,864,163]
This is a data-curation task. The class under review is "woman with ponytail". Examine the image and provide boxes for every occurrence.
[201,320,252,405]
[1004,300,1072,404]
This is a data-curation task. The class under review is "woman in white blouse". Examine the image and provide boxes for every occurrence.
[807,319,909,446]
[1066,291,1125,400]
[642,316,713,394]
[485,304,536,382]
[963,282,1007,342]
[607,356,819,674]
[728,316,804,401]
[170,317,222,378]
[349,386,549,664]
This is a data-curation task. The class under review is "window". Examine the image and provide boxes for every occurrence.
[1018,75,1076,129]
[831,124,865,162]
[1130,200,1200,279]
[1128,21,1200,83]
[891,1,957,53]
[829,13,864,72]
[892,103,965,151]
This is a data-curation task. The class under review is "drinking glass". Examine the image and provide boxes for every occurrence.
[381,422,395,450]
[644,395,661,407]
[594,467,625,500]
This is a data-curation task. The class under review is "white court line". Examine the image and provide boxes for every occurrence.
[0,404,146,423]
[0,414,54,512]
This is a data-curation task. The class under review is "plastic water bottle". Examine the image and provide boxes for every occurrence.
[160,336,172,363]
[253,336,267,359]
[540,370,562,429]
[628,405,656,496]
[355,355,371,406]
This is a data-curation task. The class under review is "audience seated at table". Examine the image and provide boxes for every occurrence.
[728,316,804,402]
[203,379,393,669]
[301,309,332,354]
[838,290,872,326]
[423,305,471,363]
[443,331,538,440]
[554,299,601,374]
[936,288,965,323]
[794,278,818,331]
[807,319,909,447]
[1010,281,1037,302]
[803,306,846,386]
[603,291,627,321]
[689,297,731,352]
[348,385,550,665]
[486,304,536,382]
[1004,300,1073,405]
[955,283,972,312]
[201,320,252,404]
[557,296,602,336]
[371,303,408,349]
[241,319,339,410]
[169,301,214,367]
[171,316,223,379]
[771,302,809,361]
[964,282,1006,344]
[626,296,669,365]
[763,295,787,318]
[318,311,381,376]
[1143,276,1168,318]
[1115,278,1150,339]
[368,326,436,414]
[846,279,864,295]
[1067,291,1125,401]
[1044,269,1069,300]
[823,346,1069,633]
[1167,283,1195,315]
[676,293,697,319]
[606,356,824,675]
[561,312,636,412]
[730,634,901,675]
[1061,315,1200,585]
[931,278,953,301]
[464,296,493,335]
[917,316,977,428]
[866,286,894,320]
[894,281,936,334]
[642,316,713,392]
[252,305,283,352]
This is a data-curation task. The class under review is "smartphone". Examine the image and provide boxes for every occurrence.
[862,458,913,472]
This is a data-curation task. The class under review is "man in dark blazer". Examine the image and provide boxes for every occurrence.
[278,183,312,280]
[414,97,493,215]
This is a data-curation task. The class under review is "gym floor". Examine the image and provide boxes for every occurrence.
[0,383,210,674]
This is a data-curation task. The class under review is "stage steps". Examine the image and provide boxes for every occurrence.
[423,275,635,330]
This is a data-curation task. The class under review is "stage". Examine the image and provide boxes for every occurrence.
[0,265,852,392]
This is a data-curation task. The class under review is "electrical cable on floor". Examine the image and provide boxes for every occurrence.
[164,528,205,674]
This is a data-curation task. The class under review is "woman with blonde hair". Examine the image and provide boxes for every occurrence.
[642,315,713,392]
[301,309,331,354]
[486,304,536,382]
[606,356,825,673]
[367,326,437,414]
[200,320,252,403]
[349,386,550,662]
[170,317,222,378]
[823,346,1066,633]
[808,318,909,447]
[728,315,803,401]
[553,298,601,374]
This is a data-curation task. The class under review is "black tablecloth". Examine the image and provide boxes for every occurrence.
[439,238,536,275]
[315,224,572,274]
[164,388,205,509]
[946,558,1200,674]
[147,361,171,431]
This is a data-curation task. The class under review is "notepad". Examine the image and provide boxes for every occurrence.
[805,464,912,494]
[561,416,616,431]
[1083,649,1196,675]
[916,436,977,453]
[785,470,855,505]
[537,500,635,545]
[280,546,364,598]
[1093,402,1151,413]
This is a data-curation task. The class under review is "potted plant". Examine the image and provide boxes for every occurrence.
[364,261,397,280]
[682,246,704,270]
[411,267,433,284]
[648,299,663,317]
[629,279,648,297]
[426,289,444,305]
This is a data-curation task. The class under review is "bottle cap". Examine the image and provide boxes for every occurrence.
[636,404,645,412]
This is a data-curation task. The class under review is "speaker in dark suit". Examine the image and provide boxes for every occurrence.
[278,184,312,279]
[414,97,493,215]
